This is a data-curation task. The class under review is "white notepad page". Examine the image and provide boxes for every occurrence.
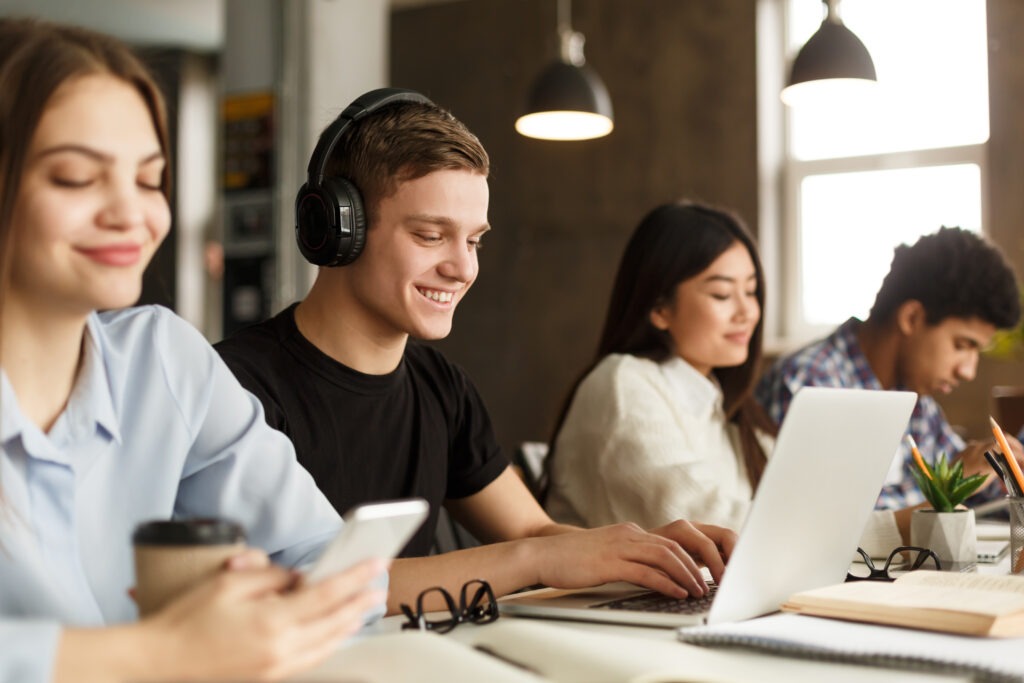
[679,612,1024,682]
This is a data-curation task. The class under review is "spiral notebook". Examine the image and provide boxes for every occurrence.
[678,613,1024,683]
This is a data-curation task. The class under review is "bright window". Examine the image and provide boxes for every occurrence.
[800,165,982,325]
[779,0,989,341]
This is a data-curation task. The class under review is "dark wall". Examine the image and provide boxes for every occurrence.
[393,0,1024,450]
[392,0,759,454]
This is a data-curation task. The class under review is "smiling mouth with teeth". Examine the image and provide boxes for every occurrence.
[418,288,454,304]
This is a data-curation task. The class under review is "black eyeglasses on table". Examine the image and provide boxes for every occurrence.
[400,578,499,633]
[846,545,941,582]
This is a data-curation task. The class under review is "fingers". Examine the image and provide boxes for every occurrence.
[254,560,387,679]
[612,564,691,598]
[649,520,734,584]
[262,586,388,681]
[166,550,288,609]
[192,563,298,605]
[224,547,271,571]
[140,558,386,683]
[692,523,737,580]
[296,585,386,648]
[605,524,706,598]
[283,558,387,624]
[709,525,738,557]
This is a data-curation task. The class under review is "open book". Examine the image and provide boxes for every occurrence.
[781,570,1024,636]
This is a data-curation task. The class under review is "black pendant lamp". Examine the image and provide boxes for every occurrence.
[515,0,613,141]
[781,0,877,107]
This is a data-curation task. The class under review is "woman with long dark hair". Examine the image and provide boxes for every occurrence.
[545,201,777,530]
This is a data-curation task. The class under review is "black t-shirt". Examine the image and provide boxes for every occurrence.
[214,303,509,557]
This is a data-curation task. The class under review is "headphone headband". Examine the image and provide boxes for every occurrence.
[306,87,434,184]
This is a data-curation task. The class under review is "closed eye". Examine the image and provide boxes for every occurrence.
[52,177,94,188]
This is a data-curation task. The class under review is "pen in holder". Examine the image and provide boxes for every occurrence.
[1008,497,1024,575]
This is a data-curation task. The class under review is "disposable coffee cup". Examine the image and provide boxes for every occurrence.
[132,518,246,617]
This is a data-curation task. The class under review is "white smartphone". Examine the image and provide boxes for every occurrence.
[305,498,429,583]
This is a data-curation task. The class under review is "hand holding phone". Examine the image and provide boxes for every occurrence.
[305,498,429,583]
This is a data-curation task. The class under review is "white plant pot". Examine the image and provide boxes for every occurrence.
[909,508,977,567]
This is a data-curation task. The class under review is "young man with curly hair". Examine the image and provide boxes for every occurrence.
[757,227,1023,542]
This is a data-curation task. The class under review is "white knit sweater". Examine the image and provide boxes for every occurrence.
[546,353,902,554]
[547,354,757,530]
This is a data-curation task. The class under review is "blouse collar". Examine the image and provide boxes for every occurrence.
[658,355,723,418]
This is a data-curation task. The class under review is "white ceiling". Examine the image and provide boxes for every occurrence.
[0,0,224,50]
[0,0,468,51]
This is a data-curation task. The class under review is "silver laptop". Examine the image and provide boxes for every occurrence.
[500,386,917,628]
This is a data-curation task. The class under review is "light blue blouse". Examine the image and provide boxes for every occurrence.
[0,306,346,682]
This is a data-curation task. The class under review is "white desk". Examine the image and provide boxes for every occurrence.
[301,610,971,683]
[301,540,1014,682]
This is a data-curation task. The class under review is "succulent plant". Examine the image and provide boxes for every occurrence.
[910,451,987,513]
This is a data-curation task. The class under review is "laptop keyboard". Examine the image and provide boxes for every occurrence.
[590,583,719,615]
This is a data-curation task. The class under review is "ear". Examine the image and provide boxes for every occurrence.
[649,305,670,331]
[895,300,927,336]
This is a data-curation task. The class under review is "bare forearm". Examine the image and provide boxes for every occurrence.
[529,521,579,537]
[387,540,540,615]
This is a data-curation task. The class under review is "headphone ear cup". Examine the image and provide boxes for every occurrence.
[330,176,366,266]
[295,182,334,266]
[294,177,366,266]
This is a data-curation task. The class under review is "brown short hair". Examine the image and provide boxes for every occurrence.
[322,100,489,226]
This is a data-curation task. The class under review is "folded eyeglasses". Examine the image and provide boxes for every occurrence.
[400,578,499,633]
[846,546,941,582]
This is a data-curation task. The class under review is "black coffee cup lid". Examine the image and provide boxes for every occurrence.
[132,518,246,546]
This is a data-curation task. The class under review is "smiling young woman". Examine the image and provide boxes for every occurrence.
[0,17,385,683]
[543,201,777,533]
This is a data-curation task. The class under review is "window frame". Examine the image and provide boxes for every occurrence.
[760,0,991,348]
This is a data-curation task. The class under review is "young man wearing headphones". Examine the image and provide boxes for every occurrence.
[216,88,735,615]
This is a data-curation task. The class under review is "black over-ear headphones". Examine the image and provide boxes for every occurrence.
[295,87,434,266]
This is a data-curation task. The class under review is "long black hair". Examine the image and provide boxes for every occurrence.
[543,200,777,500]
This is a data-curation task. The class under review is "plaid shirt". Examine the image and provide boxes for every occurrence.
[756,318,975,510]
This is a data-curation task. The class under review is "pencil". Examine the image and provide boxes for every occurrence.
[906,434,931,480]
[990,416,1024,494]
[984,449,1008,485]
[996,451,1024,497]
[986,450,1020,496]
